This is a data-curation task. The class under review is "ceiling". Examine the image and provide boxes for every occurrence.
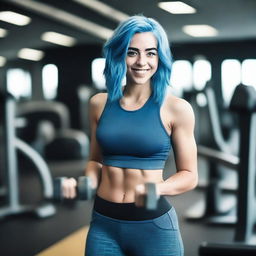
[1,0,256,62]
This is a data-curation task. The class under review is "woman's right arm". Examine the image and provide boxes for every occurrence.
[62,93,107,198]
[84,93,107,188]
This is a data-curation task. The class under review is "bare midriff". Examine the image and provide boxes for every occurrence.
[97,165,164,203]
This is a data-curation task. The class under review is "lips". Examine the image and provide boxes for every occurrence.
[132,68,150,71]
[131,68,150,75]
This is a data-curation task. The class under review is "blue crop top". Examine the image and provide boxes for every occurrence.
[96,94,171,169]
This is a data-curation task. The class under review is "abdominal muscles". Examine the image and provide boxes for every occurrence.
[97,165,164,203]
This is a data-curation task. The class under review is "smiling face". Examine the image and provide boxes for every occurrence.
[126,32,159,87]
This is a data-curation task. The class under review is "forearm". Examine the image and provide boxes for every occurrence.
[84,160,102,189]
[157,169,198,196]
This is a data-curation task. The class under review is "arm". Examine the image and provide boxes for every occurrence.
[84,93,104,189]
[85,93,107,188]
[157,99,198,196]
[62,93,106,198]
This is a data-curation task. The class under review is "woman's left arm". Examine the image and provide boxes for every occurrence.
[157,99,198,196]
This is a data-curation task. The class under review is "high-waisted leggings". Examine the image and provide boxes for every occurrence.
[85,195,184,256]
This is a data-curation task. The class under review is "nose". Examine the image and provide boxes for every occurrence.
[136,53,147,66]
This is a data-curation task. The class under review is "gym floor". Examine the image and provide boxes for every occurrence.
[0,155,236,256]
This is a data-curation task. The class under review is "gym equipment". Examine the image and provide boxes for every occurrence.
[186,82,239,224]
[145,183,159,210]
[53,177,159,210]
[200,243,256,256]
[0,91,56,219]
[16,101,70,145]
[44,130,89,160]
[77,85,98,137]
[199,84,256,255]
[53,176,95,201]
[16,100,90,161]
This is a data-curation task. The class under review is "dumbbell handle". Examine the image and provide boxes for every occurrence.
[77,176,95,200]
[145,183,160,210]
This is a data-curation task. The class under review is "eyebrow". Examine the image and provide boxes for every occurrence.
[128,47,158,52]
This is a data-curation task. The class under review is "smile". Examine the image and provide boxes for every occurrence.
[131,68,150,73]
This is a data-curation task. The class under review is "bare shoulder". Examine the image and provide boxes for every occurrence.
[165,94,195,126]
[90,92,108,108]
[89,93,108,121]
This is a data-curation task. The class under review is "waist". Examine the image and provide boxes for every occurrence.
[93,194,172,221]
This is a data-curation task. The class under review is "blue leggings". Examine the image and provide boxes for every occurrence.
[85,207,184,256]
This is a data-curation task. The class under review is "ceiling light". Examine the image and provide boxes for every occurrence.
[9,0,113,40]
[41,32,76,47]
[158,1,196,14]
[73,0,129,22]
[0,56,7,67]
[0,11,31,26]
[18,48,44,61]
[182,25,218,37]
[0,28,8,37]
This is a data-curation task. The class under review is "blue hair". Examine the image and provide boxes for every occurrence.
[103,15,172,104]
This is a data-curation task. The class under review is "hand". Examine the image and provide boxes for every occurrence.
[135,183,160,209]
[62,178,77,199]
[134,184,147,207]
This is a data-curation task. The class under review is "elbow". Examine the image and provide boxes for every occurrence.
[182,169,198,193]
[189,171,198,191]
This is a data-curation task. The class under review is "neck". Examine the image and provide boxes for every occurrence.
[123,83,152,101]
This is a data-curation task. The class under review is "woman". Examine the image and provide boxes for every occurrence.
[63,15,197,256]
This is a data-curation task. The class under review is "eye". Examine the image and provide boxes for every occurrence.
[147,51,157,57]
[127,50,137,57]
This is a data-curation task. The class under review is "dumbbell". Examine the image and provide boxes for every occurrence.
[53,178,158,209]
[53,176,95,201]
[144,183,160,210]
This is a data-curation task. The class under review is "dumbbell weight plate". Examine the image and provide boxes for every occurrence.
[145,183,158,210]
[78,176,94,200]
[53,177,67,201]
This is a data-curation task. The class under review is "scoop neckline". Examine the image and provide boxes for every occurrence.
[118,94,152,112]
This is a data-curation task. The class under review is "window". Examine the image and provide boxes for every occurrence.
[7,68,32,99]
[92,58,106,90]
[42,64,58,100]
[170,60,193,95]
[91,58,126,90]
[242,59,256,88]
[221,59,241,106]
[193,59,211,90]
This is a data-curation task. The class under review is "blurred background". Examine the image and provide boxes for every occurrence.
[1,1,256,256]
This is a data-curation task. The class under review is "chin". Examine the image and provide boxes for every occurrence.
[133,81,150,86]
[131,77,152,85]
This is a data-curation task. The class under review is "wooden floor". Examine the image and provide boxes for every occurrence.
[36,226,89,256]
[0,157,241,256]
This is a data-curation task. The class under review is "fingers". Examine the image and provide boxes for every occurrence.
[62,178,77,199]
[135,183,160,209]
[135,184,146,207]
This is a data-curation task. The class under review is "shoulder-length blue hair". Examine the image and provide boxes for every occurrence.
[103,15,172,104]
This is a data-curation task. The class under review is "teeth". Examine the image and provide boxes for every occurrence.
[133,69,149,73]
